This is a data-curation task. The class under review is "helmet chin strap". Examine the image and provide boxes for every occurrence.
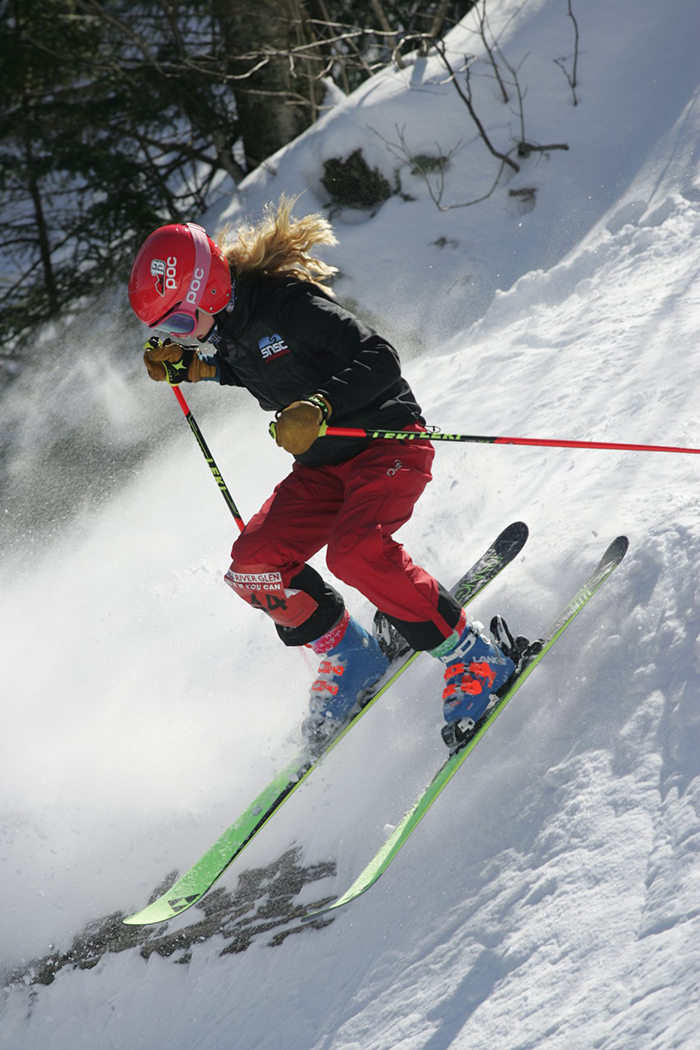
[204,276,236,348]
[196,313,217,342]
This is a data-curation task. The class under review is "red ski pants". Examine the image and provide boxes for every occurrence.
[226,434,460,649]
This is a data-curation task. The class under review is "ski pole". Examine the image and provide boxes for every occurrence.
[315,424,700,457]
[144,337,244,530]
[169,382,245,533]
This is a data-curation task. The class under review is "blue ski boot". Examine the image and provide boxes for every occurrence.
[302,611,390,754]
[432,611,516,752]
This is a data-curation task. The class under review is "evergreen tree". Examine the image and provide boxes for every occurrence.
[0,0,472,353]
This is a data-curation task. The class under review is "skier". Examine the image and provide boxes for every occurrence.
[128,196,516,751]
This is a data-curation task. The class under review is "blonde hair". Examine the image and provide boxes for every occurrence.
[218,194,338,294]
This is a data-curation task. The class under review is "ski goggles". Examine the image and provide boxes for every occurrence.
[153,223,212,336]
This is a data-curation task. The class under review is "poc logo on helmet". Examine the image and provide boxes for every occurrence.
[185,267,206,306]
[150,257,178,296]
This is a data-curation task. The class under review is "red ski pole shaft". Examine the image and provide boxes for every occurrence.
[171,385,245,532]
[318,424,700,457]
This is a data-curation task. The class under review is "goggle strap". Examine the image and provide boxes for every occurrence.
[185,223,212,311]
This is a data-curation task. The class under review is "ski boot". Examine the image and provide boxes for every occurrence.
[302,611,390,754]
[373,609,412,663]
[432,611,518,753]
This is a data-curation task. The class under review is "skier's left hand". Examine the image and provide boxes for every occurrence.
[274,399,329,455]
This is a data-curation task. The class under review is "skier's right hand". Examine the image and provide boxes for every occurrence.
[143,339,216,385]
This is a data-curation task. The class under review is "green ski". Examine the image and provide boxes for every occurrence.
[305,534,629,919]
[123,521,528,926]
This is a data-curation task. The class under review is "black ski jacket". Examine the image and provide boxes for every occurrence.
[208,274,424,467]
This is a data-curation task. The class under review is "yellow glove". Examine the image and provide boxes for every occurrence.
[143,339,216,384]
[274,397,332,455]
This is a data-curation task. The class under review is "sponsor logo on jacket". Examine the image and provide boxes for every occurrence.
[259,333,290,360]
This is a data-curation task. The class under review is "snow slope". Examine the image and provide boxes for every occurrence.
[2,0,700,1046]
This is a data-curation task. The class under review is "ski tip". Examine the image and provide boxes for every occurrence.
[501,521,529,542]
[122,904,174,927]
[606,535,629,562]
[122,891,202,926]
[301,901,337,923]
[588,535,629,587]
[493,521,529,556]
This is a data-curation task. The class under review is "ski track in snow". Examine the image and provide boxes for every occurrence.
[2,0,700,1046]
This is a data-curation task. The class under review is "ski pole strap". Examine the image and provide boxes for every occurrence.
[306,395,331,423]
[316,425,700,457]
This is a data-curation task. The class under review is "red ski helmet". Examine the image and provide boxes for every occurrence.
[128,222,232,335]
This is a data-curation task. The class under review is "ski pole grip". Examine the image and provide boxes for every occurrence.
[268,420,329,442]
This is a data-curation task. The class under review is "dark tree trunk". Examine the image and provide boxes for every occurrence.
[214,0,321,169]
[22,130,59,314]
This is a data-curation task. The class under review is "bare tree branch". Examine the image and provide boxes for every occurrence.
[372,123,507,211]
[435,40,520,172]
[74,0,165,71]
[420,0,453,55]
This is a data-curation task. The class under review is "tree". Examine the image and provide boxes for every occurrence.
[0,0,474,356]
[0,0,242,346]
[0,0,104,333]
[213,0,324,168]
